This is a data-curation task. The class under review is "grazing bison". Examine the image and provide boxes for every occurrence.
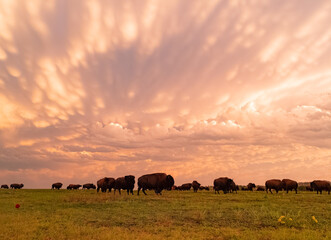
[67,184,81,190]
[256,186,265,191]
[265,179,284,193]
[172,185,178,190]
[137,173,174,195]
[192,181,201,192]
[213,177,234,194]
[247,183,256,191]
[1,184,9,189]
[282,179,298,194]
[114,175,135,195]
[241,186,249,191]
[10,183,24,189]
[306,186,313,191]
[199,186,210,191]
[310,180,330,194]
[179,183,192,191]
[83,183,96,189]
[229,181,238,193]
[52,182,63,190]
[97,177,115,192]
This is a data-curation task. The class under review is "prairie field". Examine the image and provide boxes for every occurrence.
[0,189,330,240]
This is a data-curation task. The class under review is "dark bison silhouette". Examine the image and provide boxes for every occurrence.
[306,186,313,191]
[1,184,9,189]
[310,180,330,194]
[256,186,265,191]
[178,183,192,191]
[199,186,210,191]
[97,177,115,192]
[52,182,63,190]
[282,179,298,194]
[265,179,284,193]
[213,177,234,194]
[114,175,135,195]
[192,181,201,192]
[137,173,174,195]
[10,183,24,189]
[247,183,256,191]
[83,183,96,189]
[67,184,81,190]
[241,186,249,191]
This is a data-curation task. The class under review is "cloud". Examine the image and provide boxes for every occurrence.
[0,0,330,187]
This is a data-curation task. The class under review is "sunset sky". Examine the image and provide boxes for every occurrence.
[0,0,330,188]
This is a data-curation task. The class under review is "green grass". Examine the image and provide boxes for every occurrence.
[0,190,330,239]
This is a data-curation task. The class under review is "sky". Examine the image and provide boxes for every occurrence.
[0,0,330,188]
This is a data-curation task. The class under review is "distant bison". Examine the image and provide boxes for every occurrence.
[52,182,63,190]
[247,183,256,191]
[114,175,135,195]
[241,186,249,191]
[97,177,115,192]
[305,186,313,191]
[179,183,192,191]
[265,179,284,193]
[213,177,234,194]
[310,180,330,194]
[256,186,265,191]
[83,183,96,190]
[192,181,201,192]
[10,183,24,189]
[282,179,298,194]
[67,184,81,190]
[1,184,9,189]
[137,173,174,195]
[199,186,210,191]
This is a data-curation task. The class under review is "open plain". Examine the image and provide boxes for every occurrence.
[0,189,330,240]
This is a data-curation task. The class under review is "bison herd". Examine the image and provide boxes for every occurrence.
[1,175,330,195]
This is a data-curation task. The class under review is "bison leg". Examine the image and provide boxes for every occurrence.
[142,188,147,195]
[295,188,297,194]
[138,187,141,195]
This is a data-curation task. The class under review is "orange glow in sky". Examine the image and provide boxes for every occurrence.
[0,1,330,188]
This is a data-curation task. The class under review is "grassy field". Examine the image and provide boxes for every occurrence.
[0,189,330,240]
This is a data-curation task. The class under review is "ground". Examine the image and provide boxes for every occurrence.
[0,189,330,239]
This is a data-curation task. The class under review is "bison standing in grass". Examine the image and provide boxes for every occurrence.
[282,179,298,194]
[67,184,81,190]
[137,173,174,195]
[192,181,201,192]
[310,180,330,194]
[265,179,284,193]
[247,183,256,191]
[213,177,234,194]
[179,183,192,191]
[52,182,63,190]
[10,183,24,189]
[1,184,9,189]
[97,177,115,192]
[83,183,96,190]
[114,175,135,195]
[256,186,265,191]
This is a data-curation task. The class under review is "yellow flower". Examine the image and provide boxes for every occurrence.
[289,218,293,221]
[281,221,285,224]
[278,216,285,222]
[312,216,318,223]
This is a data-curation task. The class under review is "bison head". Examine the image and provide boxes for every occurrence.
[125,175,135,188]
[166,175,175,190]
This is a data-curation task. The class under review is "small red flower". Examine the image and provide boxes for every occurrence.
[15,204,20,209]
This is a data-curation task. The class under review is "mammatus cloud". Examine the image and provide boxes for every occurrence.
[0,0,330,188]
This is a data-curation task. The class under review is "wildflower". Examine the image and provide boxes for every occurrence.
[15,204,20,209]
[289,218,293,221]
[312,216,318,223]
[280,221,285,224]
[278,216,285,222]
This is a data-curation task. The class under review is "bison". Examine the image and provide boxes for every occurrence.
[192,181,201,192]
[83,183,96,190]
[67,184,81,190]
[213,177,234,194]
[256,186,265,191]
[247,183,256,191]
[97,177,115,192]
[265,179,284,193]
[1,184,9,189]
[241,186,249,191]
[282,179,298,194]
[10,183,24,189]
[179,183,192,191]
[137,173,174,195]
[52,182,63,190]
[114,175,135,195]
[310,180,330,194]
[305,186,313,191]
